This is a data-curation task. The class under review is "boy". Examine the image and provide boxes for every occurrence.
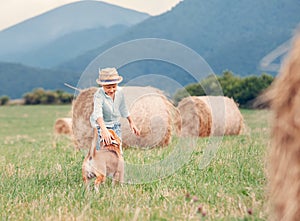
[90,67,140,153]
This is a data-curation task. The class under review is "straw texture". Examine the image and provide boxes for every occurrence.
[267,33,300,221]
[72,87,98,149]
[54,118,72,135]
[178,96,244,137]
[121,86,181,148]
[72,86,181,149]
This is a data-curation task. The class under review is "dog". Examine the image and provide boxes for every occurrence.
[82,129,124,191]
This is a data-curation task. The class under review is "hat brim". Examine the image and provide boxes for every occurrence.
[96,76,123,85]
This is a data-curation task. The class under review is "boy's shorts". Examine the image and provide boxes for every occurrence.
[95,123,122,151]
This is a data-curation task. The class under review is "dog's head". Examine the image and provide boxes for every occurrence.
[100,129,122,157]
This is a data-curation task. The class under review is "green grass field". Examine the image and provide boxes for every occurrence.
[0,105,271,220]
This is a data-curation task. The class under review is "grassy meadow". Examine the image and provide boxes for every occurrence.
[0,105,271,220]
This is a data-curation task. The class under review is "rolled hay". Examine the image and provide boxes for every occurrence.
[177,96,212,137]
[71,86,180,149]
[72,87,98,149]
[54,118,72,135]
[178,96,244,137]
[165,99,182,136]
[121,86,181,148]
[198,96,244,136]
[267,34,300,220]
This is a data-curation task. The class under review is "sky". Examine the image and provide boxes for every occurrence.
[0,0,182,31]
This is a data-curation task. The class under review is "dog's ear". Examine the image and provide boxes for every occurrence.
[108,129,121,145]
[106,129,122,158]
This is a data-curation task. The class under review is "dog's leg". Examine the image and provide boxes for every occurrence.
[91,128,98,156]
[94,174,106,192]
[82,175,88,184]
[82,160,92,191]
[119,159,124,184]
[82,176,91,191]
[112,172,120,186]
[113,158,124,185]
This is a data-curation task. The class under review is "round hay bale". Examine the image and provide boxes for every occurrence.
[178,96,244,137]
[54,118,72,135]
[267,34,300,220]
[177,96,212,137]
[120,86,181,148]
[72,87,98,149]
[71,86,181,149]
[197,96,244,136]
[166,100,182,136]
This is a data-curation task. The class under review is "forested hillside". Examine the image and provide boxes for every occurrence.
[59,0,300,76]
[0,62,79,98]
[1,0,300,98]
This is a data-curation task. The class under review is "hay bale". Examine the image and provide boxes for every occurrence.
[54,118,72,135]
[178,96,244,137]
[267,33,300,220]
[71,86,180,149]
[166,100,182,136]
[198,96,244,136]
[177,96,212,137]
[121,86,181,148]
[72,87,98,149]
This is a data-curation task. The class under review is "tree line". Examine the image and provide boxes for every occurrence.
[1,71,274,108]
[173,71,274,108]
[0,88,74,105]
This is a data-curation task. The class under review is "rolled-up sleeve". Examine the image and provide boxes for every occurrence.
[90,90,105,128]
[93,91,103,120]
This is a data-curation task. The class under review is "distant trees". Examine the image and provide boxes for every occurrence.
[173,71,274,108]
[0,95,10,105]
[1,71,275,108]
[23,88,73,105]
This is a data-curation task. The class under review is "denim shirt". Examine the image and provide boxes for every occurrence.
[90,87,129,128]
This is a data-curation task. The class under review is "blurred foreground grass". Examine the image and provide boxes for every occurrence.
[0,105,271,220]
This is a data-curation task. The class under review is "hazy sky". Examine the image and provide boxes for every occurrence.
[0,0,182,31]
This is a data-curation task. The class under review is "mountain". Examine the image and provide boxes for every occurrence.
[58,0,300,77]
[0,62,79,99]
[2,0,300,99]
[0,0,149,67]
[15,24,128,68]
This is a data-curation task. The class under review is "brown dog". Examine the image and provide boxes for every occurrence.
[82,129,124,191]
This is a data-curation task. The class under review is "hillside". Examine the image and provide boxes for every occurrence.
[0,62,79,99]
[58,0,300,76]
[2,0,300,99]
[0,1,149,67]
[16,24,128,68]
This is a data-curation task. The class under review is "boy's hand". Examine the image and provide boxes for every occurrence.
[130,124,140,136]
[102,128,113,145]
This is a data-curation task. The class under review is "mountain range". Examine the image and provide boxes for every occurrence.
[1,0,300,99]
[0,1,149,67]
[59,0,300,76]
[0,62,79,99]
[0,1,149,98]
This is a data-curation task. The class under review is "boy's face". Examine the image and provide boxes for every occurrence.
[103,84,117,97]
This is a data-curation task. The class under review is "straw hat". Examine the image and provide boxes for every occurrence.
[96,67,123,85]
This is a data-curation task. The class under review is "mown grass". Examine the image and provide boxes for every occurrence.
[0,105,271,220]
